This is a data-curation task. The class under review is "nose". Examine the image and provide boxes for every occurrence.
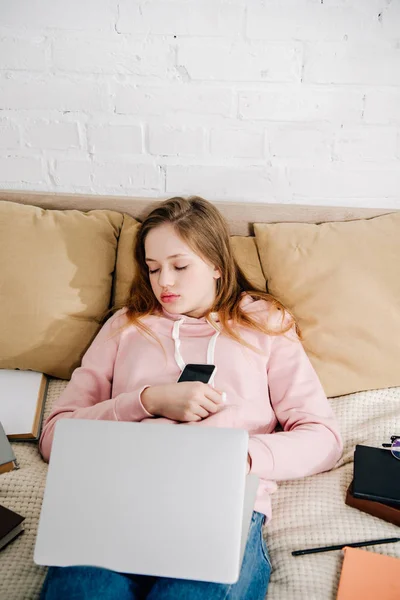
[157,267,175,289]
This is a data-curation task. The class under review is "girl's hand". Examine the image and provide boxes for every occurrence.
[141,382,226,422]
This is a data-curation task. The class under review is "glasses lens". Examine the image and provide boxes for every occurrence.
[392,439,400,460]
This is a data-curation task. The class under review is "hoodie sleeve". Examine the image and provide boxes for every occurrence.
[247,324,343,482]
[39,310,153,462]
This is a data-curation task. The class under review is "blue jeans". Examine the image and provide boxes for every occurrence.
[40,511,271,600]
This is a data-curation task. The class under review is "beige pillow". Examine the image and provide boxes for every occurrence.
[113,216,266,307]
[113,215,141,308]
[0,200,123,379]
[230,236,266,292]
[254,212,400,398]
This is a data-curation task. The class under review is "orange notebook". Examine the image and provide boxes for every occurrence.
[336,546,400,599]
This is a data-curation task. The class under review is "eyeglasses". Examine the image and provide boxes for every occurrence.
[382,435,400,460]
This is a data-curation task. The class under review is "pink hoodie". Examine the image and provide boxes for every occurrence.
[40,293,342,520]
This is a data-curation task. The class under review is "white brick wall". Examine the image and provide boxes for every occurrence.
[176,40,303,82]
[0,0,399,208]
[210,127,265,159]
[166,165,276,201]
[148,125,206,157]
[0,78,111,111]
[0,120,20,148]
[88,124,143,155]
[267,126,332,163]
[0,156,44,183]
[1,0,116,32]
[0,38,48,71]
[24,122,80,150]
[303,42,400,85]
[116,2,244,36]
[238,87,364,123]
[53,37,176,77]
[114,85,233,117]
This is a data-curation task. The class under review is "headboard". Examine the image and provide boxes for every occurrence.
[0,189,396,236]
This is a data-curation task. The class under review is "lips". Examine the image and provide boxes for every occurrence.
[161,294,180,301]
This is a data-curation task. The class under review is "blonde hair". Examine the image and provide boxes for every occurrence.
[119,196,299,354]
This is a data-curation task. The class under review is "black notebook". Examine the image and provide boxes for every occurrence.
[353,444,400,506]
[0,504,25,551]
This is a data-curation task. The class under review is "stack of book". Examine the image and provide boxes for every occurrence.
[346,444,400,526]
[0,369,48,552]
[0,370,48,441]
[0,423,25,551]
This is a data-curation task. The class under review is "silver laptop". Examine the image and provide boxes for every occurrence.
[34,419,259,584]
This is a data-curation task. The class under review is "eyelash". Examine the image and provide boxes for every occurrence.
[148,266,188,275]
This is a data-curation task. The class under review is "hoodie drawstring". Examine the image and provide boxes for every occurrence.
[172,318,220,387]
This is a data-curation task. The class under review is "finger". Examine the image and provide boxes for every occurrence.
[192,406,209,419]
[205,387,227,405]
[185,414,202,422]
[199,398,223,414]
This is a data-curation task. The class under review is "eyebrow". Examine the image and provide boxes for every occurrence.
[145,253,190,263]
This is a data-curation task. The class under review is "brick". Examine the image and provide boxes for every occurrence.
[88,124,143,154]
[148,125,206,156]
[0,78,110,111]
[238,86,363,123]
[53,38,175,77]
[1,0,115,31]
[364,90,400,125]
[210,127,264,158]
[92,162,162,190]
[379,2,400,39]
[303,42,400,85]
[24,122,80,150]
[115,85,233,117]
[54,160,92,186]
[0,122,20,148]
[177,39,302,82]
[246,5,379,41]
[287,166,400,198]
[0,156,43,183]
[117,1,243,36]
[268,126,332,162]
[333,127,398,162]
[166,165,274,200]
[0,38,47,71]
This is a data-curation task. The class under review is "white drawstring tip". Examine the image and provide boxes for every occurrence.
[221,392,227,403]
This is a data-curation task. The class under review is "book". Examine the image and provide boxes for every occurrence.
[0,370,48,441]
[0,421,18,474]
[0,504,25,551]
[336,546,400,599]
[353,444,400,506]
[346,481,400,527]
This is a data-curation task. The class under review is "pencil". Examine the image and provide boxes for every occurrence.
[292,536,400,556]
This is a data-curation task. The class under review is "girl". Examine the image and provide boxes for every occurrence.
[39,196,342,600]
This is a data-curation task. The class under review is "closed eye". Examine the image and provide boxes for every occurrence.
[149,266,188,275]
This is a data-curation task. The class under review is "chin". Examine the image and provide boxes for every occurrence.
[160,299,185,313]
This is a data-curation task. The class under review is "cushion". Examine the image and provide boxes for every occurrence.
[113,214,141,308]
[113,216,266,308]
[0,200,123,379]
[254,212,400,398]
[230,236,266,292]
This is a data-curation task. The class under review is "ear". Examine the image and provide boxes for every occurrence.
[213,267,221,280]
